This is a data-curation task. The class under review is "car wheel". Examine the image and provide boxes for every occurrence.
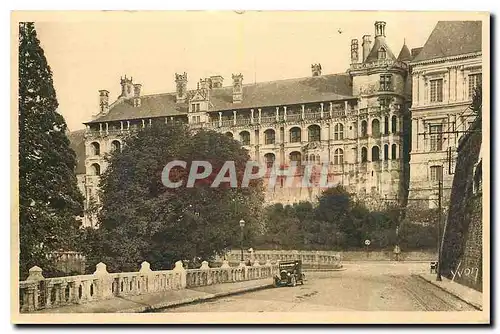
[291,276,297,287]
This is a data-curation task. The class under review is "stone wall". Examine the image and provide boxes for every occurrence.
[440,117,482,291]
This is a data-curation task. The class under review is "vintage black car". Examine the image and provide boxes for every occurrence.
[273,260,305,287]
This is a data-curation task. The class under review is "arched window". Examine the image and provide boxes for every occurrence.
[391,144,397,160]
[391,115,398,133]
[264,153,275,168]
[239,131,250,145]
[361,147,368,163]
[111,140,121,153]
[289,151,302,166]
[372,146,380,161]
[384,144,389,161]
[384,116,389,135]
[90,163,101,176]
[334,123,344,140]
[361,120,368,137]
[289,127,301,143]
[372,119,380,137]
[264,129,276,144]
[334,148,344,165]
[225,132,233,138]
[90,142,100,156]
[308,125,321,142]
[378,48,387,59]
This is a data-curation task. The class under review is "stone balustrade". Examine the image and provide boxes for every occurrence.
[220,250,342,268]
[18,259,279,313]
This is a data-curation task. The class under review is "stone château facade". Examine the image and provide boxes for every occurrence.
[72,20,482,227]
[408,21,482,207]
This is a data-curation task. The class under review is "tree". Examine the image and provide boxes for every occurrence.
[86,124,264,272]
[18,22,84,278]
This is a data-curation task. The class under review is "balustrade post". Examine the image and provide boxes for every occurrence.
[233,111,237,126]
[173,260,187,289]
[94,262,112,299]
[320,103,324,119]
[139,261,154,293]
[218,112,222,127]
[283,106,287,122]
[200,261,210,285]
[275,107,279,122]
[301,104,305,120]
[250,109,254,124]
[25,266,44,311]
[258,108,262,124]
[330,102,333,118]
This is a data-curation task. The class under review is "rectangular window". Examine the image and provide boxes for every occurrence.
[468,73,482,99]
[429,124,443,151]
[430,79,443,102]
[191,103,196,112]
[379,75,392,91]
[195,103,201,112]
[430,165,443,182]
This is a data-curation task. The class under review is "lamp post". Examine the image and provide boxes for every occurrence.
[239,219,245,262]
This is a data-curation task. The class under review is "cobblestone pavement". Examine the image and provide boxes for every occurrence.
[163,263,477,312]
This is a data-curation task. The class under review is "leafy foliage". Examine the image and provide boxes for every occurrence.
[84,124,264,272]
[18,22,84,279]
[255,186,438,251]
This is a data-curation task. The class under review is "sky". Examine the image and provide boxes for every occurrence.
[33,11,446,131]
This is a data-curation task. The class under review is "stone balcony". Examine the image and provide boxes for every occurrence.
[349,59,409,71]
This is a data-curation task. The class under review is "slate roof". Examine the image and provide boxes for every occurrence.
[365,37,397,63]
[67,129,86,174]
[412,21,482,63]
[88,73,354,124]
[411,47,423,59]
[397,43,412,61]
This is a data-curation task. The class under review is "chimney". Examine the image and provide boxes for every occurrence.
[209,75,224,88]
[351,39,359,63]
[133,84,142,107]
[232,73,243,103]
[175,72,188,103]
[119,75,134,98]
[99,90,109,115]
[375,21,386,38]
[199,78,210,100]
[311,63,322,77]
[362,35,372,62]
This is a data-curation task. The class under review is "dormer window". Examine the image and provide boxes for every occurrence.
[378,48,387,60]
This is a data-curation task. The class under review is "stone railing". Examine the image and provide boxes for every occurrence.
[221,250,342,268]
[19,259,279,313]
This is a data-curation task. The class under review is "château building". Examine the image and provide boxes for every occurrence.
[408,21,482,207]
[75,21,423,227]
